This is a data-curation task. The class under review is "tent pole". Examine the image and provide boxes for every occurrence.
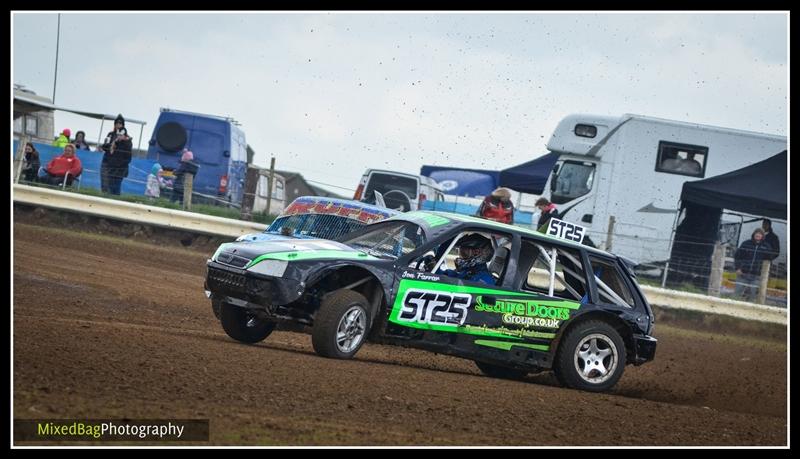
[662,198,682,288]
[138,124,144,153]
[97,119,105,149]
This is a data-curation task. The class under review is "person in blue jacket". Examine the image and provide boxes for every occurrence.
[438,233,496,285]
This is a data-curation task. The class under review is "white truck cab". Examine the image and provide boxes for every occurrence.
[541,113,786,268]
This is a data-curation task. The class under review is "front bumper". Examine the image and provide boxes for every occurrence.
[205,261,304,307]
[632,334,657,365]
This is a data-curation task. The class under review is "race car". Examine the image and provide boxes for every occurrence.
[236,195,399,243]
[204,211,657,392]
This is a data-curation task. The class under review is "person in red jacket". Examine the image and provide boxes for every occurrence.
[43,143,82,186]
[477,187,514,224]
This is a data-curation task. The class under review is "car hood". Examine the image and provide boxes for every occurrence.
[217,238,377,266]
[237,232,296,243]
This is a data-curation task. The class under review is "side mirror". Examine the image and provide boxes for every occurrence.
[223,150,231,158]
[550,164,560,193]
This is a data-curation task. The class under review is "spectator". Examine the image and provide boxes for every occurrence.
[73,130,91,150]
[100,114,133,195]
[733,228,773,302]
[535,197,560,233]
[660,150,682,171]
[477,187,514,224]
[52,128,71,148]
[21,142,41,183]
[40,143,82,187]
[762,218,780,261]
[676,152,702,175]
[171,149,200,204]
[145,163,171,199]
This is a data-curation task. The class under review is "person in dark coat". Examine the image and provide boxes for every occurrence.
[535,197,560,233]
[171,149,200,204]
[21,142,41,183]
[761,219,780,261]
[733,228,774,302]
[100,114,133,195]
[73,130,91,150]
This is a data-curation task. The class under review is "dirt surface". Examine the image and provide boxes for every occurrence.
[13,222,788,446]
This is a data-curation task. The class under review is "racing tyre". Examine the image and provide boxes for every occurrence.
[553,320,626,392]
[474,361,528,380]
[219,302,275,344]
[312,289,371,359]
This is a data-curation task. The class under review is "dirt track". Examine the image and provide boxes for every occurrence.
[13,222,788,446]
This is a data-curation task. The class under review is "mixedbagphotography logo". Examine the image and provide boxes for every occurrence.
[14,419,209,442]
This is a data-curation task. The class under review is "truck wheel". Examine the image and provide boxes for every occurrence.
[474,361,528,380]
[219,302,275,344]
[553,320,626,392]
[312,289,370,359]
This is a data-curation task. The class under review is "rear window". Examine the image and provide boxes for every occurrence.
[364,173,418,200]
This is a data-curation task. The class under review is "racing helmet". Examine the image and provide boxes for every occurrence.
[455,233,493,271]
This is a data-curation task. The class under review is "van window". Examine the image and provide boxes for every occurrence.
[655,141,707,178]
[365,172,418,200]
[551,161,595,205]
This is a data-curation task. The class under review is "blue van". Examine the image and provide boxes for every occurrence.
[147,108,247,205]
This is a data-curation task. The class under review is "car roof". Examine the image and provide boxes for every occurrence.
[279,196,400,221]
[388,211,617,258]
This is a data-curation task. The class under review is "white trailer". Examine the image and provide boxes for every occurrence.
[541,113,787,269]
[252,169,286,215]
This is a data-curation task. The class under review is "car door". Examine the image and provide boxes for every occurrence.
[384,229,570,356]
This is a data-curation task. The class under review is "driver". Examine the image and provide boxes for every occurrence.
[436,233,496,285]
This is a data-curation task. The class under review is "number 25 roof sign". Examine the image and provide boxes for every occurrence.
[546,218,587,244]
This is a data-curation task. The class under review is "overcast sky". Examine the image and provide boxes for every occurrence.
[12,12,788,195]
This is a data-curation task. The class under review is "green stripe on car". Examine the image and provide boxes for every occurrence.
[246,250,377,268]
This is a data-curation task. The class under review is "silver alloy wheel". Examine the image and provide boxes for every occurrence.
[574,333,618,384]
[336,305,367,353]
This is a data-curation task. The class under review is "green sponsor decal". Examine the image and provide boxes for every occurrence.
[474,339,550,352]
[463,325,556,340]
[246,250,376,268]
[388,279,576,340]
[474,296,578,321]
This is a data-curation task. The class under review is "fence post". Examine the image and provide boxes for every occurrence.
[604,215,616,251]
[183,174,193,211]
[757,260,771,304]
[240,165,259,221]
[707,242,726,296]
[266,157,276,216]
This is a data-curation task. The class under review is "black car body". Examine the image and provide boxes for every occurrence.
[205,211,656,392]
